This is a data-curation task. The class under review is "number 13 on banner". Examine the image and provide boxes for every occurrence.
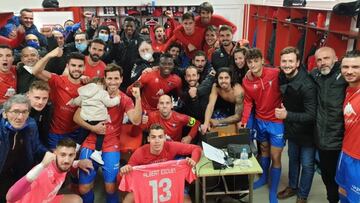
[149,178,172,203]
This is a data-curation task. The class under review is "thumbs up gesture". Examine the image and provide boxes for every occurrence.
[275,103,287,119]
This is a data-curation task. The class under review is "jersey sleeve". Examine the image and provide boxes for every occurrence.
[119,173,134,192]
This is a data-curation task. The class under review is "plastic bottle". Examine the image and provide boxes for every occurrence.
[240,148,249,168]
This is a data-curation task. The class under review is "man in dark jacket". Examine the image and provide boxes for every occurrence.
[211,25,236,71]
[111,16,144,89]
[310,46,347,203]
[0,94,47,202]
[275,47,317,203]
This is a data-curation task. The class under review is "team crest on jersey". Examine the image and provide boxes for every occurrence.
[344,102,357,116]
[269,80,273,87]
[172,123,177,128]
[156,89,164,96]
[155,78,159,83]
[253,84,258,89]
[65,87,69,91]
[168,82,173,87]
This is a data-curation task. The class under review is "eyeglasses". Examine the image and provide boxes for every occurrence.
[7,110,29,117]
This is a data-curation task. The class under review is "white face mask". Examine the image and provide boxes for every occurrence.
[141,52,153,61]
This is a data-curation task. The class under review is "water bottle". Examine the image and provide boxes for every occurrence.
[240,148,249,168]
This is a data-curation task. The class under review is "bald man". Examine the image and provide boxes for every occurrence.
[310,46,347,203]
[17,46,40,93]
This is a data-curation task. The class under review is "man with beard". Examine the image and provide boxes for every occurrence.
[310,47,347,203]
[0,45,17,106]
[336,50,360,203]
[74,64,142,203]
[16,46,39,93]
[211,25,236,71]
[6,138,93,203]
[111,16,144,89]
[201,67,244,133]
[127,53,182,112]
[275,47,317,203]
[32,47,85,150]
[142,94,200,143]
[64,39,106,83]
[179,66,214,123]
[191,50,214,83]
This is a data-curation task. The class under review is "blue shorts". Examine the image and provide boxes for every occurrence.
[48,128,83,150]
[79,147,120,184]
[255,118,285,148]
[335,151,360,202]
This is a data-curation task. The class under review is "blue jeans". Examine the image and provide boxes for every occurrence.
[288,140,315,199]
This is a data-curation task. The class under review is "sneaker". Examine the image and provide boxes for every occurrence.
[296,197,307,203]
[277,187,297,199]
[90,150,104,165]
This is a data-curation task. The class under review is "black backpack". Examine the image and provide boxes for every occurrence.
[332,0,360,16]
[42,0,59,8]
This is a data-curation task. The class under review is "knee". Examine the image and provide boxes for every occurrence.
[78,184,92,195]
[105,183,117,194]
[260,143,270,154]
[123,192,134,203]
[72,195,83,203]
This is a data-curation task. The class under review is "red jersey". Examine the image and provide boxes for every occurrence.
[9,162,67,203]
[241,67,282,124]
[127,70,182,112]
[128,141,202,166]
[342,86,360,159]
[195,15,237,33]
[143,111,200,141]
[83,56,106,79]
[119,159,196,203]
[82,91,134,152]
[0,67,16,104]
[48,74,81,134]
[165,26,205,58]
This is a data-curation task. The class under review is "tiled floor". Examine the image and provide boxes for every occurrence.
[91,145,328,203]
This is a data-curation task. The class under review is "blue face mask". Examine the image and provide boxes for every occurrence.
[98,33,109,42]
[4,119,28,132]
[27,40,40,49]
[75,42,87,52]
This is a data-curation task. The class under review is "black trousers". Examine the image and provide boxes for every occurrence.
[86,120,105,151]
[318,149,341,203]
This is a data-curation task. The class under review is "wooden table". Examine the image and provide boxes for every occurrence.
[195,155,263,203]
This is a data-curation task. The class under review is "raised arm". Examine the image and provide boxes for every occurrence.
[126,86,142,125]
[33,47,63,81]
[201,84,218,133]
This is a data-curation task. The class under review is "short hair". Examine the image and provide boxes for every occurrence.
[185,65,199,74]
[89,38,106,48]
[233,47,248,57]
[74,32,88,40]
[219,25,233,33]
[89,77,104,85]
[343,50,360,59]
[216,67,235,87]
[280,46,300,61]
[153,24,165,33]
[246,48,263,60]
[21,46,39,56]
[167,42,182,52]
[149,123,165,133]
[64,19,74,26]
[0,44,13,55]
[182,11,195,21]
[199,2,214,14]
[104,63,123,77]
[140,25,149,31]
[2,94,31,113]
[193,50,207,60]
[160,52,174,60]
[57,138,76,149]
[205,25,218,33]
[67,52,85,64]
[20,8,33,15]
[97,25,110,35]
[124,16,136,23]
[28,80,50,92]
